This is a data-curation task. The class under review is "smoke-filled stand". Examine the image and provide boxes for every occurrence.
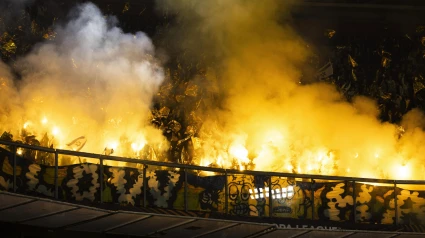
[1,0,425,237]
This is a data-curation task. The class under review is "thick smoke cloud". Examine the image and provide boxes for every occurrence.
[0,3,166,158]
[158,0,425,179]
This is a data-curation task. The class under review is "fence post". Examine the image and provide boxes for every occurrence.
[394,181,398,226]
[54,151,58,199]
[352,180,356,223]
[311,178,315,220]
[99,156,104,203]
[269,176,273,218]
[225,170,228,214]
[184,168,188,212]
[143,164,147,207]
[13,145,17,192]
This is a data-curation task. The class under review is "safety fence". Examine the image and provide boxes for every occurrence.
[1,139,425,228]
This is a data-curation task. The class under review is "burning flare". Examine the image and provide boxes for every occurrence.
[1,1,425,182]
[0,3,167,165]
[155,0,425,180]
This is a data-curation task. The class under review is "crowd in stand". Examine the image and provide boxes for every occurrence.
[314,30,425,123]
[2,1,425,163]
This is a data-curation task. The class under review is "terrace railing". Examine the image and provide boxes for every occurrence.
[1,139,425,227]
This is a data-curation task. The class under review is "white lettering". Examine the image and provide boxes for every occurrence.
[274,223,342,230]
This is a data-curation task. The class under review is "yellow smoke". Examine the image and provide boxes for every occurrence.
[158,0,425,180]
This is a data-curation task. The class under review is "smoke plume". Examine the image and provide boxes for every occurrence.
[158,0,425,179]
[0,3,166,159]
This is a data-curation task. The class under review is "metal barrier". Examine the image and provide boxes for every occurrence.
[1,139,425,226]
